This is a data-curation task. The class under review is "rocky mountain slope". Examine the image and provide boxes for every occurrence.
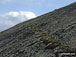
[0,2,76,57]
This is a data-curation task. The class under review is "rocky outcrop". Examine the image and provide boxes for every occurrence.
[0,2,76,57]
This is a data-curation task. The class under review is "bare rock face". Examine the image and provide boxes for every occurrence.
[0,2,76,57]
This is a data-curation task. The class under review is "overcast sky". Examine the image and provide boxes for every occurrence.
[0,0,76,31]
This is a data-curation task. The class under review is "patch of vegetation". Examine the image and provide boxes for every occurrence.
[60,45,74,52]
[40,36,60,49]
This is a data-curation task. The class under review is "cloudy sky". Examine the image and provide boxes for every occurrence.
[0,0,76,31]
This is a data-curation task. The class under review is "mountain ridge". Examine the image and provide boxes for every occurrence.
[0,2,76,57]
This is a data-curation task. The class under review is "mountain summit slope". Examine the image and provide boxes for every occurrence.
[0,2,76,57]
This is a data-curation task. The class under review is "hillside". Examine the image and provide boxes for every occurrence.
[0,2,76,57]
